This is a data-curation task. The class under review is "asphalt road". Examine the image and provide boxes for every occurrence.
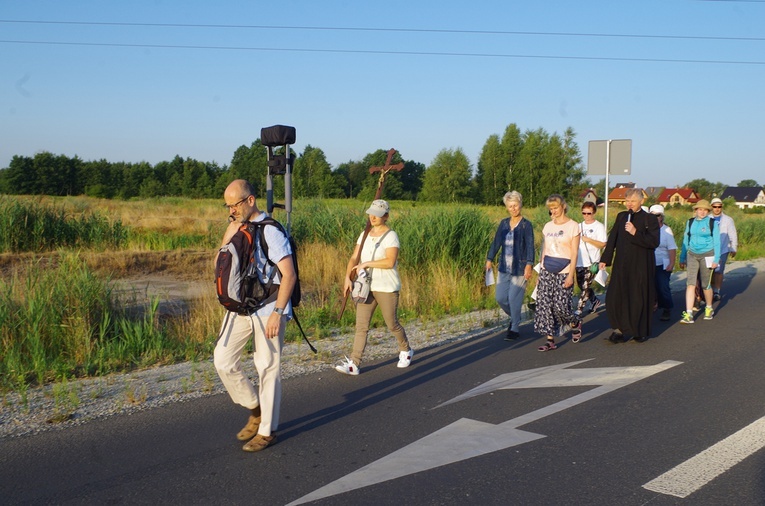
[2,262,764,505]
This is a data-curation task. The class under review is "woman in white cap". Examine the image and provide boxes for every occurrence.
[336,199,413,375]
[650,204,677,322]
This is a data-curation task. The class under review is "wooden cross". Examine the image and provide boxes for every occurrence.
[337,148,404,320]
[369,148,405,183]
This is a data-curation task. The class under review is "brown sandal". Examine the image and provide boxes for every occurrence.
[236,415,261,441]
[242,433,277,452]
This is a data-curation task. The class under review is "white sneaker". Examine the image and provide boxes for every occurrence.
[335,356,360,376]
[397,349,414,368]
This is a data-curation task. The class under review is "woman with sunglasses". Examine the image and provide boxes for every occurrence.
[575,201,607,315]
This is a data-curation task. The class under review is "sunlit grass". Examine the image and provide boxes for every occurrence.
[0,254,211,391]
[2,195,763,393]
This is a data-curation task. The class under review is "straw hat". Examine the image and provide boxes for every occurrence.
[693,199,712,211]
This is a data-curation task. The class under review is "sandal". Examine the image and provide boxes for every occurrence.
[538,340,557,352]
[571,322,582,343]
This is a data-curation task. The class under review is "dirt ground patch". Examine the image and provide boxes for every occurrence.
[0,249,211,281]
[1,249,214,317]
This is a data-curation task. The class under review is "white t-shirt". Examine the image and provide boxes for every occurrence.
[576,220,607,268]
[655,224,678,269]
[356,230,402,292]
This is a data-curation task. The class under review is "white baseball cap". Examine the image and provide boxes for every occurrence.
[365,199,390,217]
[649,204,665,215]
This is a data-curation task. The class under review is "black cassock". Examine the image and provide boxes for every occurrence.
[600,209,660,338]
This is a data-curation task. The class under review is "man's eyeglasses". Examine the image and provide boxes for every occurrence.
[581,212,593,215]
[223,196,251,210]
[712,205,722,209]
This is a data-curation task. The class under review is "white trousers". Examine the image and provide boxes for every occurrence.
[213,313,283,437]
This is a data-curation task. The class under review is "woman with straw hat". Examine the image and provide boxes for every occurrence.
[678,199,721,324]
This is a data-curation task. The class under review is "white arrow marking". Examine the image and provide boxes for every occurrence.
[643,416,765,498]
[287,360,681,505]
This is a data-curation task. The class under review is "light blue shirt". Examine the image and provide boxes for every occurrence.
[251,214,293,317]
[680,217,720,265]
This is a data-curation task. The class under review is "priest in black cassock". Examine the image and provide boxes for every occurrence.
[599,188,660,343]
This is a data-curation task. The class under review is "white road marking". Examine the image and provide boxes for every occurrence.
[287,360,681,506]
[643,416,765,498]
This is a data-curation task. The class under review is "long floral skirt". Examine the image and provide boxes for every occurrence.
[534,269,580,338]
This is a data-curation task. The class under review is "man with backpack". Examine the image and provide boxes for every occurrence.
[679,200,721,324]
[213,179,296,452]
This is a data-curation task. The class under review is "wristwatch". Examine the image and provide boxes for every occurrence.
[273,307,285,316]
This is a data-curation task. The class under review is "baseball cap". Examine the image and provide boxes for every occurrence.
[649,204,665,215]
[365,199,390,217]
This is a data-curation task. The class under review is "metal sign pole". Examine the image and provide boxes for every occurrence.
[604,140,611,230]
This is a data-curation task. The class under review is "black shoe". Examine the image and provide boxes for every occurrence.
[660,309,671,321]
[504,330,519,341]
[634,335,649,343]
[607,331,623,344]
[713,293,721,302]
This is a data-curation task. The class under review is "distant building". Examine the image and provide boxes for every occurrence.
[657,188,700,207]
[720,187,765,209]
[608,184,646,205]
[580,188,602,206]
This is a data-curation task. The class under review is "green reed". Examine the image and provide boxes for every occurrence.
[0,254,209,391]
[0,197,127,253]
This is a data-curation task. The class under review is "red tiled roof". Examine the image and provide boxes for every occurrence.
[657,188,699,202]
[608,187,630,200]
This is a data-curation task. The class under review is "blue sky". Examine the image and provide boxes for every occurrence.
[1,0,763,190]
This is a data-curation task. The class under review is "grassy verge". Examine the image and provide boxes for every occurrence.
[0,254,213,391]
[2,195,764,392]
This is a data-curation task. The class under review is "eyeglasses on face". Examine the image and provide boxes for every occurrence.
[712,205,722,209]
[223,196,251,209]
[581,212,593,215]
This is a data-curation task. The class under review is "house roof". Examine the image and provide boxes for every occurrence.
[607,186,647,200]
[721,186,765,202]
[657,187,699,203]
[607,183,640,200]
[608,187,629,200]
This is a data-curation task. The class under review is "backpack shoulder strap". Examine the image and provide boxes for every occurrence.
[686,217,715,242]
[252,217,287,265]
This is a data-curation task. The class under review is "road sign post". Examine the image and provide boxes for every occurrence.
[587,139,632,230]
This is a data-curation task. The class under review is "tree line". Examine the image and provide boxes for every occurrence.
[0,124,589,206]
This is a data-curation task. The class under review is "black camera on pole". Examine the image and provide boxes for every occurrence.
[260,124,296,230]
